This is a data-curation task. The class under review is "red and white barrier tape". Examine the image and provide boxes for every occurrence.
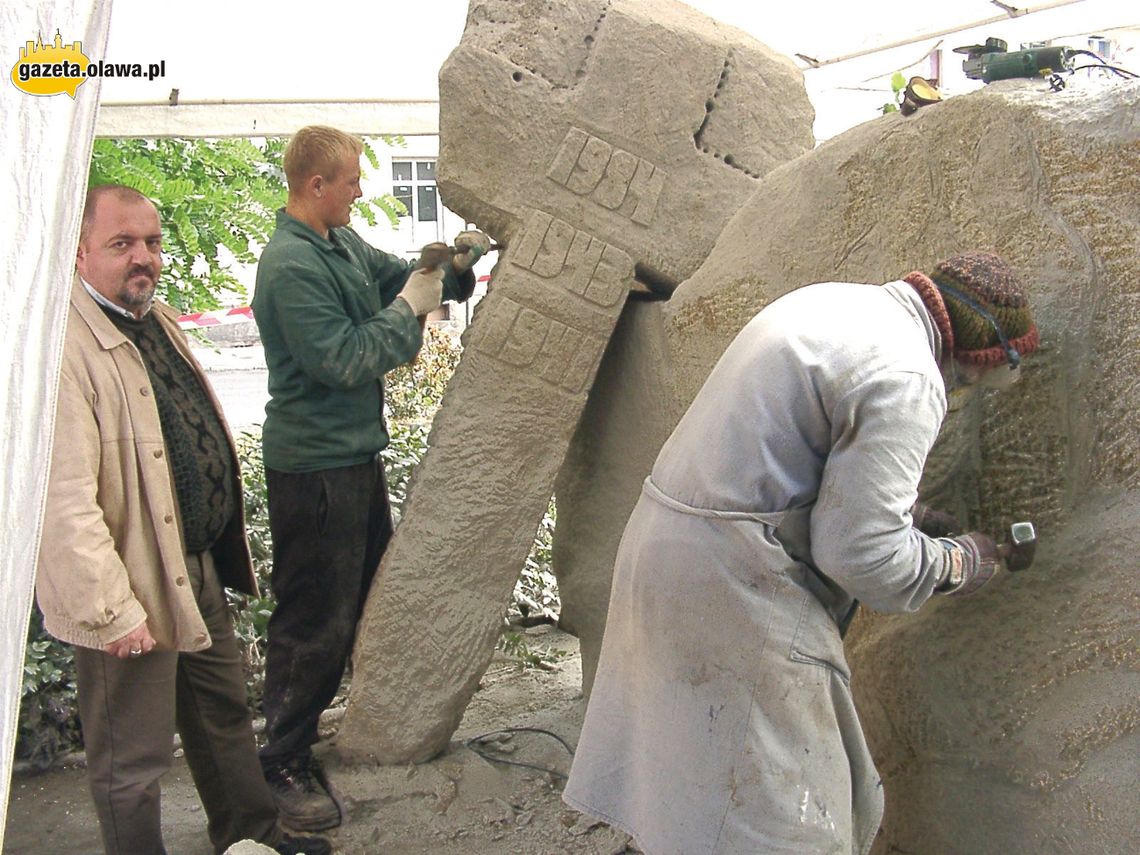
[178,306,254,329]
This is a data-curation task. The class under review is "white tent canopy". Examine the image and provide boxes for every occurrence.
[93,0,1137,140]
[3,0,1136,847]
[96,98,442,138]
[2,1,113,847]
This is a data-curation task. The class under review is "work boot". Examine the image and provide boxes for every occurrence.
[263,756,341,831]
[274,833,333,855]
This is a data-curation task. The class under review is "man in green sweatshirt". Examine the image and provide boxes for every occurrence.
[252,125,488,829]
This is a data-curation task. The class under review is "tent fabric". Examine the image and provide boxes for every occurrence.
[0,1,111,846]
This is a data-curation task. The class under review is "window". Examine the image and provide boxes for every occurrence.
[391,159,438,221]
[1088,37,1112,60]
[417,186,438,222]
[393,184,412,216]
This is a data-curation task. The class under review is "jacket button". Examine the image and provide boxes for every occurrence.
[175,576,186,586]
[153,449,164,459]
[164,513,174,524]
[140,387,150,396]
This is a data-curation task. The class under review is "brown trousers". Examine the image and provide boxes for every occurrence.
[75,552,281,855]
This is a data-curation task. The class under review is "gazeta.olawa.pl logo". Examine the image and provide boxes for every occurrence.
[11,30,165,98]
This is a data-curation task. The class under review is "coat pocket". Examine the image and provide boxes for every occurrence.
[788,584,852,684]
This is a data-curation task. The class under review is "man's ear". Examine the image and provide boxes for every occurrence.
[75,242,87,274]
[309,173,324,198]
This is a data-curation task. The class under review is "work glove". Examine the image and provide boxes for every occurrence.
[396,267,443,318]
[417,241,451,272]
[911,501,962,538]
[451,229,491,274]
[936,532,1001,596]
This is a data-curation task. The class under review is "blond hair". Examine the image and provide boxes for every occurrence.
[283,126,363,191]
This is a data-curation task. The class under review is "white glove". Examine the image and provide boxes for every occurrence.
[397,267,443,317]
[452,229,491,274]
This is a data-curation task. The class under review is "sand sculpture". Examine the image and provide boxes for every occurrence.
[558,76,1140,852]
[337,0,813,763]
[339,0,1137,847]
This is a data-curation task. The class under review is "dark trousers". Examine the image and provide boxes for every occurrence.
[75,552,280,855]
[259,458,393,765]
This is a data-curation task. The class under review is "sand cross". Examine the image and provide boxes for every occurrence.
[339,0,811,763]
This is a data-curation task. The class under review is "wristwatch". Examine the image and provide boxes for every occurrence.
[935,540,966,593]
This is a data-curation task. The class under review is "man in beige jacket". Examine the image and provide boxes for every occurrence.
[36,184,329,855]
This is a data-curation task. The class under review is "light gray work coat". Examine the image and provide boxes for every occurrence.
[564,280,953,855]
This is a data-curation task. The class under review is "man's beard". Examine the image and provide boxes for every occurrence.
[118,266,156,308]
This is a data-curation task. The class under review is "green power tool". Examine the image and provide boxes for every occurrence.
[954,37,1073,82]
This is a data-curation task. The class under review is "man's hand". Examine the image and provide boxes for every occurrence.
[937,532,1001,596]
[397,267,444,317]
[912,501,962,538]
[104,624,157,659]
[451,230,491,274]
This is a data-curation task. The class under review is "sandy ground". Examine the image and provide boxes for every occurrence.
[4,628,634,855]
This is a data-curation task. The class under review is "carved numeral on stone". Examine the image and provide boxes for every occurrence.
[627,158,666,225]
[546,128,666,225]
[468,297,605,394]
[582,244,633,307]
[593,149,638,210]
[566,135,612,195]
[546,127,589,186]
[532,218,579,279]
[510,210,633,308]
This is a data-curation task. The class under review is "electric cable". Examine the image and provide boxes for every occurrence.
[1065,49,1138,79]
[464,726,575,780]
[1067,49,1110,63]
[1070,63,1139,79]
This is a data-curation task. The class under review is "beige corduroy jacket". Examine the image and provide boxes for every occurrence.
[36,277,256,652]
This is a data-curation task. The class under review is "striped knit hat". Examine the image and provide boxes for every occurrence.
[932,252,1039,367]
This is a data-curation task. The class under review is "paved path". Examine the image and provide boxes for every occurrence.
[192,346,268,432]
[205,368,269,432]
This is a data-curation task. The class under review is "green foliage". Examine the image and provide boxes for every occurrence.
[227,431,276,708]
[89,137,287,312]
[18,611,80,769]
[496,502,563,668]
[379,325,462,521]
[380,422,431,523]
[514,503,560,622]
[354,138,409,229]
[384,326,463,425]
[498,629,570,672]
[881,71,908,114]
[236,431,272,575]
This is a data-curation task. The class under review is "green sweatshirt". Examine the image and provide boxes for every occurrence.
[253,209,474,472]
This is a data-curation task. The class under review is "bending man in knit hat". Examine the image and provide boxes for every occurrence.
[563,252,1040,855]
